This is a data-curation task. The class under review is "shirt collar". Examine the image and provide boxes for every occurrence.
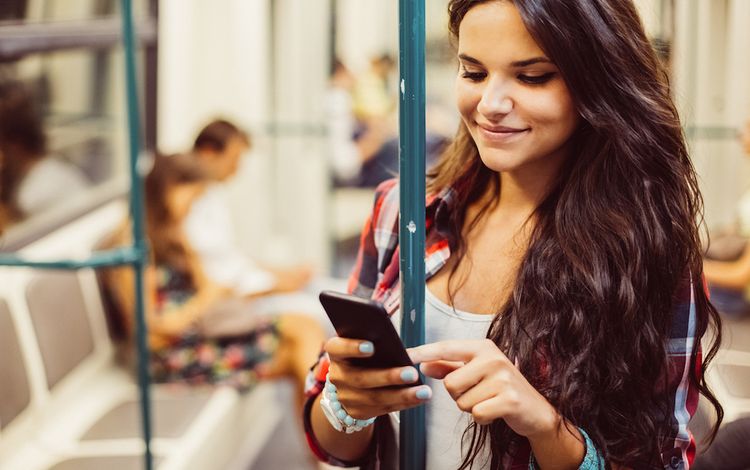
[426,185,457,244]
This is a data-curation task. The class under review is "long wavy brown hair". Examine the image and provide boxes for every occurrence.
[431,0,723,467]
[144,153,208,281]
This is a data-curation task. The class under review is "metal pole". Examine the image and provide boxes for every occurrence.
[398,0,426,469]
[120,1,153,468]
[0,247,144,269]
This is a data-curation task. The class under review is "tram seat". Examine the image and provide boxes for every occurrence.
[706,347,750,424]
[0,200,283,470]
[708,316,750,424]
[687,315,750,456]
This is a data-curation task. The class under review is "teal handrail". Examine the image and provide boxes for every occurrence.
[0,247,144,269]
[398,1,427,469]
[121,0,154,467]
[0,1,154,469]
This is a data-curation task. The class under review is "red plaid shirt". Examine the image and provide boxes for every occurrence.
[304,179,702,469]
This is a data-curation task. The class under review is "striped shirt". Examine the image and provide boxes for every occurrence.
[304,178,702,469]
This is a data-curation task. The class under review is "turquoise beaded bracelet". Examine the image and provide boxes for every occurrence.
[320,373,376,434]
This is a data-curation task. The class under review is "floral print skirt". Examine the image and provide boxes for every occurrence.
[150,318,279,392]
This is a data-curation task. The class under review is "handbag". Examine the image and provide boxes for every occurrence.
[195,297,265,339]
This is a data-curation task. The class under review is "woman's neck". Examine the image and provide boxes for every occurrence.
[493,151,567,219]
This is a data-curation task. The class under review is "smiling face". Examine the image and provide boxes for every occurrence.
[455,1,580,176]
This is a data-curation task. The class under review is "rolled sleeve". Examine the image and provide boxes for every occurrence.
[659,278,702,469]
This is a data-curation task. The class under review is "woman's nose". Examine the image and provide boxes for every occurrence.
[477,80,513,119]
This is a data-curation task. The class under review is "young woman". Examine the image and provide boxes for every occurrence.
[303,0,722,468]
[103,153,324,393]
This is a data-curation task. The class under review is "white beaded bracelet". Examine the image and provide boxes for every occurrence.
[319,373,376,434]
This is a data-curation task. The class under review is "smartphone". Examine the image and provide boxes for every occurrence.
[319,290,421,383]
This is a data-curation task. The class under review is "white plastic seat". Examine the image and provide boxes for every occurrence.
[0,201,284,470]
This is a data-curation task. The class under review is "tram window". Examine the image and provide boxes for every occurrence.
[0,47,145,248]
[0,0,149,23]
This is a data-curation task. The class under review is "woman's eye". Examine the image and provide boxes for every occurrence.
[461,71,486,82]
[518,72,556,85]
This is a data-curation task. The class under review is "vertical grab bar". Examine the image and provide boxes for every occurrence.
[398,1,427,469]
[0,2,154,469]
[120,0,154,468]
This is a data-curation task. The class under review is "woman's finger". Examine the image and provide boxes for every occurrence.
[324,336,374,360]
[469,395,511,426]
[453,378,502,414]
[441,358,491,400]
[331,362,420,389]
[408,339,492,364]
[419,360,463,379]
[337,384,433,420]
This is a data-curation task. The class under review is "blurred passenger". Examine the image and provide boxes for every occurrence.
[352,53,396,122]
[102,153,324,392]
[703,119,750,319]
[356,123,450,188]
[326,58,387,186]
[329,56,448,188]
[187,119,313,297]
[0,80,89,221]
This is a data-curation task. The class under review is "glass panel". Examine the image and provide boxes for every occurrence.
[0,0,149,25]
[0,46,140,245]
[674,0,750,232]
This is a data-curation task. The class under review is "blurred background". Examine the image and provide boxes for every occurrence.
[0,1,749,469]
[0,0,749,268]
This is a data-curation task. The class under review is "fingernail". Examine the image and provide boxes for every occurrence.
[359,341,374,354]
[416,386,432,401]
[400,367,418,383]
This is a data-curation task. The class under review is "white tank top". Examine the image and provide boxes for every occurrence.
[422,288,494,470]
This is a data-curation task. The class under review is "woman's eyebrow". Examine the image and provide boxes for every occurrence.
[510,57,551,67]
[458,54,552,68]
[457,53,482,65]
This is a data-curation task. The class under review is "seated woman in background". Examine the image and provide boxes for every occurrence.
[0,80,89,221]
[703,119,750,319]
[102,153,324,393]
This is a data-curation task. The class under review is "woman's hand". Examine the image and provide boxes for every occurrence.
[324,337,433,419]
[408,339,557,438]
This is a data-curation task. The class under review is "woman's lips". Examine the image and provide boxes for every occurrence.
[477,124,530,144]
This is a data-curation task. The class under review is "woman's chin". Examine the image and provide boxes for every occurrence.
[478,152,525,174]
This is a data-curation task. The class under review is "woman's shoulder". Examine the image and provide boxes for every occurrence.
[373,178,399,200]
[371,179,400,230]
